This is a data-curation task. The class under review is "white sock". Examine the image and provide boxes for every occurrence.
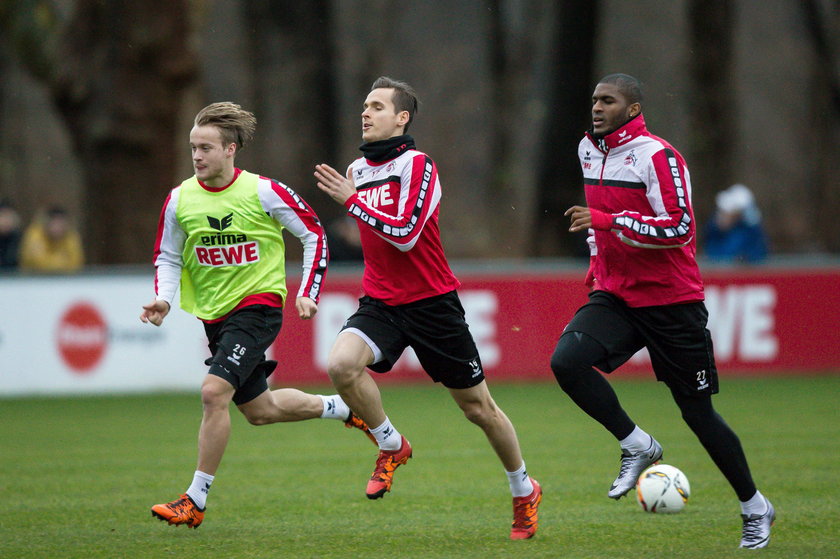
[369,417,402,451]
[185,470,214,510]
[506,462,534,497]
[740,490,768,516]
[619,426,653,453]
[318,394,351,421]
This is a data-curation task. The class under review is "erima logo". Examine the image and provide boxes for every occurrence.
[207,213,233,231]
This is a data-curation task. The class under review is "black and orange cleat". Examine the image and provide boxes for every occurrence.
[365,436,412,499]
[510,478,542,540]
[151,494,205,529]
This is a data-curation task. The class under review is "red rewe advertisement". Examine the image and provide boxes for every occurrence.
[195,241,260,266]
[270,266,840,385]
[56,302,108,373]
[699,267,840,374]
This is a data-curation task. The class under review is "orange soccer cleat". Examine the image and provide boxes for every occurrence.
[510,478,542,540]
[365,436,412,499]
[151,494,205,529]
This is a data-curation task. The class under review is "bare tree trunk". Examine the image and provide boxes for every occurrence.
[2,0,198,264]
[242,0,338,259]
[687,0,735,213]
[802,0,840,252]
[486,1,558,256]
[486,0,522,252]
[243,0,338,183]
[52,1,198,264]
[532,0,598,257]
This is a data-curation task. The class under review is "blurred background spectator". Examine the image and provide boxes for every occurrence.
[0,199,22,269]
[703,183,769,264]
[19,206,85,273]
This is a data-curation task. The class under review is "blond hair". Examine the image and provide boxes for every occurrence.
[194,102,257,150]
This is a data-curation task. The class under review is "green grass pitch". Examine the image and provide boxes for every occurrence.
[1,375,838,558]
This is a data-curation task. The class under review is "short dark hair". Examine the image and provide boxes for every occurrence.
[370,76,418,132]
[598,73,643,105]
[194,102,257,150]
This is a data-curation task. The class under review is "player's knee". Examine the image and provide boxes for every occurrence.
[681,404,716,431]
[460,402,484,425]
[235,400,276,426]
[550,333,589,388]
[237,391,289,426]
[326,357,363,388]
[456,398,495,426]
[673,392,715,429]
[201,376,232,410]
[325,361,350,387]
[457,395,501,428]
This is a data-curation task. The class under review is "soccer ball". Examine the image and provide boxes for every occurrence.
[636,464,690,513]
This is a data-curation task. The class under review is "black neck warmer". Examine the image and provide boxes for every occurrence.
[359,135,416,163]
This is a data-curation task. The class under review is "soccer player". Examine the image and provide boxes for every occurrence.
[140,102,373,529]
[314,77,542,540]
[553,74,774,548]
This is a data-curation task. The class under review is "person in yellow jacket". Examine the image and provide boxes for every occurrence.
[19,206,84,273]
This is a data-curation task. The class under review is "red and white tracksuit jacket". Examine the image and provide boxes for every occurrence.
[579,114,705,308]
[344,148,460,306]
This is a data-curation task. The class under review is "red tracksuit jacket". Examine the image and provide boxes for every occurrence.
[344,147,460,305]
[579,114,705,308]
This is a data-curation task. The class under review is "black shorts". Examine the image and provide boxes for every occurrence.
[341,291,485,389]
[203,305,283,405]
[562,290,719,396]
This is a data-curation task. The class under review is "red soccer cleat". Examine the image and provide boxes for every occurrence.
[510,478,542,540]
[366,436,412,499]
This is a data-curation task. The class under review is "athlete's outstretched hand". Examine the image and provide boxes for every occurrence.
[140,299,171,327]
[296,296,318,320]
[314,164,356,205]
[564,205,592,233]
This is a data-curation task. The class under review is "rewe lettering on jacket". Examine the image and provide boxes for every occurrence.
[195,241,260,267]
[358,185,394,208]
